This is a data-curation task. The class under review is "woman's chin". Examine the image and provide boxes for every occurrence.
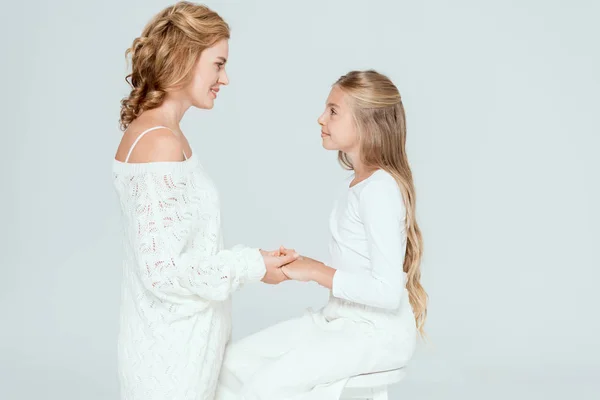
[193,97,215,110]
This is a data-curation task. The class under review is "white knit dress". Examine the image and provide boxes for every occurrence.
[112,135,266,400]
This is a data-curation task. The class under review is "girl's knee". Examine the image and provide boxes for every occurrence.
[241,367,309,400]
[223,339,253,367]
[221,342,267,388]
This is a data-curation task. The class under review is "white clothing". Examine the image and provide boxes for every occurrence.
[113,127,266,400]
[216,309,415,400]
[326,169,409,323]
[216,170,417,400]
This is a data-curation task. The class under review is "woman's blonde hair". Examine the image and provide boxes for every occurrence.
[335,70,428,336]
[119,1,230,130]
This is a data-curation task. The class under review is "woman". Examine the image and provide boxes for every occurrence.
[112,2,297,399]
[217,70,427,400]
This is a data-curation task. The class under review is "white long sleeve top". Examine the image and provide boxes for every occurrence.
[323,169,413,325]
[112,154,266,400]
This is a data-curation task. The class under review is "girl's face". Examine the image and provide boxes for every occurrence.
[188,39,230,109]
[317,85,359,153]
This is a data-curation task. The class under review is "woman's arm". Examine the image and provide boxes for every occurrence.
[124,172,295,301]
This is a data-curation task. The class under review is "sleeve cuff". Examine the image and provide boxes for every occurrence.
[331,269,348,300]
[241,247,266,283]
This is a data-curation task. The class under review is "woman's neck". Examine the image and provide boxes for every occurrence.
[146,95,190,130]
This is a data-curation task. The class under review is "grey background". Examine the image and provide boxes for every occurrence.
[2,0,599,399]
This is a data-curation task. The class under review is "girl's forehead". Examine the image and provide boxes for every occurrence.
[327,86,347,105]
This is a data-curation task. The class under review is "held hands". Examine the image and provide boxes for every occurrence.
[281,255,323,282]
[279,246,335,289]
[259,247,298,284]
[278,246,324,282]
[260,246,332,287]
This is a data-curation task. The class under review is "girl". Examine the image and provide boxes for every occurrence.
[112,2,297,399]
[216,70,427,400]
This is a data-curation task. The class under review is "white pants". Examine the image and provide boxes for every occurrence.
[215,309,416,400]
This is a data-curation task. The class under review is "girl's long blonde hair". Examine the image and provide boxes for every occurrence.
[335,70,427,336]
[119,1,230,130]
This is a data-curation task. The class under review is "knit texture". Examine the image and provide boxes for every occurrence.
[113,154,265,400]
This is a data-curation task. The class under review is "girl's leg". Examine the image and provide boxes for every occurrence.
[239,318,409,400]
[215,313,316,400]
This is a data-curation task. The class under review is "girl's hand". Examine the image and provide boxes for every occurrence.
[279,247,336,288]
[281,256,322,282]
[259,247,298,284]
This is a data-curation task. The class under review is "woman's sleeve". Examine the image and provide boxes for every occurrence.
[123,171,266,301]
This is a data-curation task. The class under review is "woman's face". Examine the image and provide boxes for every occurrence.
[188,39,230,109]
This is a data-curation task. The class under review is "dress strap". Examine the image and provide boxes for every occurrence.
[124,126,187,162]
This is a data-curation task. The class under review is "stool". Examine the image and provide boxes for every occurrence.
[340,368,406,400]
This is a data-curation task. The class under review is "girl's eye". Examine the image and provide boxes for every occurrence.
[330,108,337,115]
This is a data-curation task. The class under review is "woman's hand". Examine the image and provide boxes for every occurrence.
[259,247,298,284]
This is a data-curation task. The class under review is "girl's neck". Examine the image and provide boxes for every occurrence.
[348,152,379,186]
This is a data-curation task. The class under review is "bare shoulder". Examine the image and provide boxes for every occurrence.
[115,125,184,163]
